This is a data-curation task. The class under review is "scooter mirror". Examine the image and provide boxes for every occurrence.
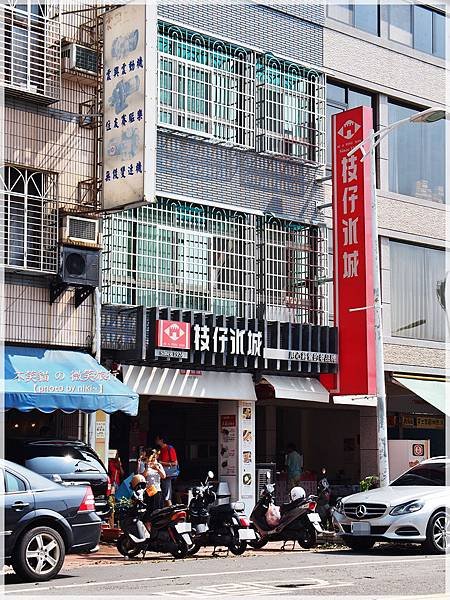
[207,470,214,479]
[266,471,271,481]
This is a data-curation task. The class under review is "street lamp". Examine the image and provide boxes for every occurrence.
[347,106,446,487]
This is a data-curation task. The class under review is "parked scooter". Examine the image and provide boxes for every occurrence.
[187,471,256,555]
[317,467,333,531]
[116,475,192,559]
[249,472,323,550]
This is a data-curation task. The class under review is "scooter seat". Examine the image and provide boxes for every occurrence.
[209,503,233,514]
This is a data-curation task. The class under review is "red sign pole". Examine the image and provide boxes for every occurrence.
[331,106,376,396]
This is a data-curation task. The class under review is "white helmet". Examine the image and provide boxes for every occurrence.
[290,486,306,502]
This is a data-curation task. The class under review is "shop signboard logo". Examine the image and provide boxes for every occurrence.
[329,106,376,396]
[412,443,425,457]
[156,320,191,350]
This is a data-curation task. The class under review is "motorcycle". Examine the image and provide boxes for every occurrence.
[249,472,323,550]
[317,467,333,531]
[187,471,256,555]
[116,487,193,559]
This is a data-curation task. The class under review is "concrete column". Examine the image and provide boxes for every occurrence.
[359,406,378,479]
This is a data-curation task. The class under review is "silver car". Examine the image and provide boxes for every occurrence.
[333,457,449,554]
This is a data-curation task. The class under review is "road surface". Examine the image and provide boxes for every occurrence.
[3,542,448,599]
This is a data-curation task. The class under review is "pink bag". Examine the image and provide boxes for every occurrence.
[265,503,281,527]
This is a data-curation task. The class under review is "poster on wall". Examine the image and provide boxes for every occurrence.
[219,415,237,476]
[240,402,254,496]
[102,2,157,210]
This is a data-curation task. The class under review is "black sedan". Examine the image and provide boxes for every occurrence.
[1,459,101,582]
[6,439,111,518]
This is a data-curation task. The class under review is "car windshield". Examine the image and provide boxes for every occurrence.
[391,462,447,487]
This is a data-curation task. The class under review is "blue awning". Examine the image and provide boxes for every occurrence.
[3,346,138,416]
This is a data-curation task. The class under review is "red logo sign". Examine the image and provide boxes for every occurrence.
[331,106,376,396]
[156,320,191,350]
[412,444,425,457]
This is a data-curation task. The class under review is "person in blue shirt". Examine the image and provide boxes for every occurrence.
[286,442,303,490]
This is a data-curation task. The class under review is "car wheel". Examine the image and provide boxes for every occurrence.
[424,510,449,554]
[12,526,65,582]
[343,537,376,552]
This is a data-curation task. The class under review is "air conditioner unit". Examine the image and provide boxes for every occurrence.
[62,215,99,247]
[59,245,100,288]
[61,43,98,76]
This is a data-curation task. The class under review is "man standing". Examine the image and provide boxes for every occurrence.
[155,434,179,506]
[286,442,303,490]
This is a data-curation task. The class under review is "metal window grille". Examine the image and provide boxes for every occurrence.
[1,0,60,102]
[263,216,328,325]
[158,23,256,148]
[102,198,257,317]
[0,166,58,273]
[256,55,326,165]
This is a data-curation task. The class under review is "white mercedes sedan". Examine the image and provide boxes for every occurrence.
[333,457,449,554]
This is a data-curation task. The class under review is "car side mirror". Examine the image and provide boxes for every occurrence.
[207,471,214,479]
[51,474,63,484]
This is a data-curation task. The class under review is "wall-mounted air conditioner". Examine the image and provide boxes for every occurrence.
[61,43,98,76]
[61,215,100,247]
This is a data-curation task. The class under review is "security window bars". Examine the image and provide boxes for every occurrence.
[103,199,329,325]
[263,216,328,325]
[1,166,58,273]
[102,198,257,317]
[158,23,255,148]
[1,0,60,102]
[158,23,326,164]
[256,56,326,165]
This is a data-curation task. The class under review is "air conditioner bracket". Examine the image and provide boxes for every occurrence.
[74,286,95,308]
[49,280,68,305]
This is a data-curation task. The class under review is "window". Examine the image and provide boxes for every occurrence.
[103,200,329,325]
[328,2,380,35]
[157,23,326,164]
[1,0,60,101]
[264,217,328,325]
[390,241,446,343]
[256,56,326,164]
[392,462,447,486]
[388,2,446,58]
[388,101,445,203]
[5,471,26,493]
[0,166,58,273]
[103,198,257,318]
[326,82,375,166]
[158,24,255,148]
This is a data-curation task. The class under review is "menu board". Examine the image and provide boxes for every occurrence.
[219,415,237,476]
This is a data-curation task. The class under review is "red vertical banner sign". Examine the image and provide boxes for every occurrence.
[332,106,376,396]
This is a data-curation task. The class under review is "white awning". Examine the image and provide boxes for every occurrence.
[392,376,449,417]
[333,395,377,407]
[122,366,257,402]
[263,375,329,403]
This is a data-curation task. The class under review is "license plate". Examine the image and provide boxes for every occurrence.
[238,528,256,541]
[308,513,321,523]
[351,522,371,536]
[182,533,192,545]
[175,522,191,534]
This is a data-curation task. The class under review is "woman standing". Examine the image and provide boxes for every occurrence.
[143,448,166,513]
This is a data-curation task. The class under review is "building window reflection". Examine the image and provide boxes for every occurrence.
[388,101,445,203]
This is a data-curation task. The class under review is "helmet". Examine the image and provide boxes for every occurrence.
[290,486,306,502]
[131,474,146,491]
